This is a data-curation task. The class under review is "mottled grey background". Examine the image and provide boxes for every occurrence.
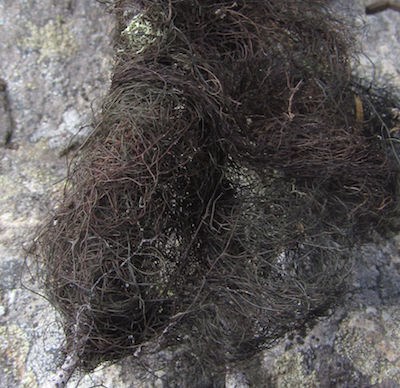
[0,1,399,387]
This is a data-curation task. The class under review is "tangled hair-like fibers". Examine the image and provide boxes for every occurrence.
[34,0,400,384]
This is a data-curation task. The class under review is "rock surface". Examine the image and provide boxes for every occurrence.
[0,0,400,387]
[0,1,116,386]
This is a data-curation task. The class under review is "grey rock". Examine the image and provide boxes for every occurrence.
[0,0,113,146]
[1,0,400,387]
[0,0,116,387]
[256,238,400,387]
[335,0,400,86]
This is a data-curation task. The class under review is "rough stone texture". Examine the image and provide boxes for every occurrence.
[1,0,400,387]
[0,0,114,147]
[253,237,400,388]
[337,0,400,87]
[356,1,400,84]
[0,1,116,386]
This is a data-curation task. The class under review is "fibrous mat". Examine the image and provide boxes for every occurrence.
[34,0,400,385]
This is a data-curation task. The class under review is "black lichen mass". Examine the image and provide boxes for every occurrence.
[33,0,400,385]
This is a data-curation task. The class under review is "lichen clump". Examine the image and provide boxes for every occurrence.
[337,308,400,384]
[0,325,38,387]
[121,13,162,53]
[21,17,76,62]
[35,0,399,383]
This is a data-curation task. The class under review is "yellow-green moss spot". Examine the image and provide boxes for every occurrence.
[273,351,317,387]
[20,16,77,62]
[336,307,400,385]
[121,13,162,54]
[0,325,38,387]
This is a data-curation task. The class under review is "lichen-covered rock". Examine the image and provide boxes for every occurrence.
[271,352,318,387]
[0,324,37,388]
[121,12,162,53]
[256,236,400,387]
[0,0,113,147]
[357,1,400,84]
[1,0,400,387]
[0,1,115,386]
[333,0,400,86]
[20,17,78,63]
[0,140,66,386]
[336,307,400,385]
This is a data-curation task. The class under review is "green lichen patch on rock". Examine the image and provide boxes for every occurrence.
[20,17,77,62]
[272,351,318,387]
[121,12,162,54]
[0,324,38,388]
[336,307,400,385]
[0,141,64,252]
